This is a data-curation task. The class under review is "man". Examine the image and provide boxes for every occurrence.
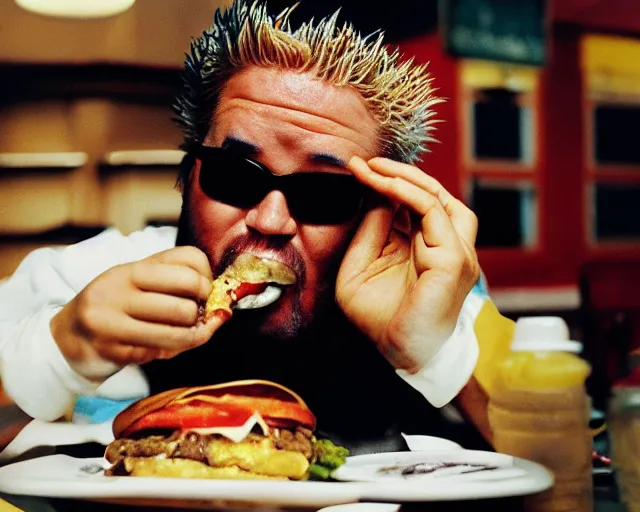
[0,0,502,453]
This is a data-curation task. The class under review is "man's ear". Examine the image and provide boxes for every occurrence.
[391,205,412,239]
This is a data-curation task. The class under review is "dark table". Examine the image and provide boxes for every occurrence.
[0,494,625,512]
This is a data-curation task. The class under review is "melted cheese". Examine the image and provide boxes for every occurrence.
[185,412,270,443]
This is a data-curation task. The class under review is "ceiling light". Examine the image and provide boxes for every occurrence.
[15,0,135,19]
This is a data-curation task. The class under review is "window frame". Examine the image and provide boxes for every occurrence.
[459,59,542,252]
[463,88,539,172]
[584,92,640,248]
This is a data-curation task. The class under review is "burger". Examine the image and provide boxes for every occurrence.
[204,254,297,319]
[104,380,348,480]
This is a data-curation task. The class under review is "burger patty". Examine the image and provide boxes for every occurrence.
[104,427,314,473]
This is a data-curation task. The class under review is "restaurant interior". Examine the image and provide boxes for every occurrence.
[1,0,640,510]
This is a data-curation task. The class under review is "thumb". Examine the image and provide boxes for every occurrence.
[159,310,229,359]
[199,309,230,341]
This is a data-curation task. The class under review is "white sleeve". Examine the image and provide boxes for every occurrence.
[0,306,102,421]
[0,226,177,421]
[395,292,485,408]
[0,246,100,421]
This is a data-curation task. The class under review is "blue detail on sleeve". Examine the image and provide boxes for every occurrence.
[471,271,490,299]
[73,396,142,424]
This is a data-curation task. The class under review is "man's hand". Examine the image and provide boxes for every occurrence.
[51,246,225,380]
[337,157,480,373]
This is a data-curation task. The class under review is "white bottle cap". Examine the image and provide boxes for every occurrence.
[511,316,583,353]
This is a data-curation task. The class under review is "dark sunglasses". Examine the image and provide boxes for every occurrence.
[194,145,366,225]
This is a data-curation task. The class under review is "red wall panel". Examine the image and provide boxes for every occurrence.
[396,25,590,290]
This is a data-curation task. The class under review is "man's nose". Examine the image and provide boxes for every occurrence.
[244,190,297,236]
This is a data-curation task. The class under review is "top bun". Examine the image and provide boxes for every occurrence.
[112,379,312,438]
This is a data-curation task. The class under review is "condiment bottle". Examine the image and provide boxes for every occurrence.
[488,316,593,511]
[608,366,640,512]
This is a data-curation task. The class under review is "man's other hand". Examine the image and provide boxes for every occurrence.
[337,157,480,373]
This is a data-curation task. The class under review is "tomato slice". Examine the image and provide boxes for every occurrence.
[181,395,316,429]
[232,282,268,301]
[206,395,316,429]
[122,401,254,437]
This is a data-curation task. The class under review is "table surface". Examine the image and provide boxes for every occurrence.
[0,494,627,512]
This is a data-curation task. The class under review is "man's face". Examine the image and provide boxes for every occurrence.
[180,66,380,339]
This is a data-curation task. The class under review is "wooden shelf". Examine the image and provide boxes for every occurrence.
[103,149,185,167]
[0,152,88,169]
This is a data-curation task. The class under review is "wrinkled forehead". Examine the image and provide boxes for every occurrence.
[210,66,380,152]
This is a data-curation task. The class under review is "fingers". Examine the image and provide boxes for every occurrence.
[146,246,214,282]
[366,157,478,247]
[84,308,228,367]
[349,156,459,249]
[99,345,162,366]
[368,158,454,203]
[124,291,200,327]
[337,189,394,285]
[198,310,228,343]
[131,263,211,302]
[88,307,227,352]
[132,246,214,303]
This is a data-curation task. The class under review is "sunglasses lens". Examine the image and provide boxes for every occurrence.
[196,147,363,225]
[286,174,364,224]
[198,149,266,209]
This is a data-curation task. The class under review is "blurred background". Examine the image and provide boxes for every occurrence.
[1,0,640,407]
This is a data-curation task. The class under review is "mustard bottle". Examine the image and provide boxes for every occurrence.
[488,317,593,511]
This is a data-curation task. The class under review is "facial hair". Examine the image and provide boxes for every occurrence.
[175,201,342,340]
[215,230,307,339]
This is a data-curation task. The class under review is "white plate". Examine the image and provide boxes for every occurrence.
[0,455,363,509]
[0,450,554,508]
[334,450,554,502]
[318,504,401,512]
[0,420,114,464]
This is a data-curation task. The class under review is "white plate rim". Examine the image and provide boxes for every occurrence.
[0,449,554,505]
[331,449,554,501]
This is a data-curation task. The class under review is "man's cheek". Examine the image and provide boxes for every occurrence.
[307,227,353,263]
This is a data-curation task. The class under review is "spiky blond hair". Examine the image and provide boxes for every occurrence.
[174,0,442,184]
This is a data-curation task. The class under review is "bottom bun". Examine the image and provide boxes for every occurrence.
[117,457,288,480]
[105,433,310,480]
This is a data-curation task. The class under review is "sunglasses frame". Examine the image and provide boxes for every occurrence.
[193,145,367,225]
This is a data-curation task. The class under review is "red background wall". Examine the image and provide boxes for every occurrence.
[394,25,627,291]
